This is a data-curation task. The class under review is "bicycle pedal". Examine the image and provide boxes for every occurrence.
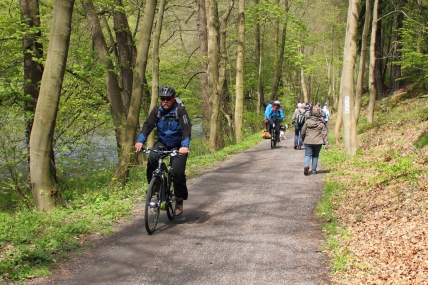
[160,202,167,211]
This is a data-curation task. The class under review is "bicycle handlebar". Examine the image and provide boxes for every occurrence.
[143,147,179,157]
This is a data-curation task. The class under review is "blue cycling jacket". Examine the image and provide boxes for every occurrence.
[268,107,284,120]
[137,102,191,148]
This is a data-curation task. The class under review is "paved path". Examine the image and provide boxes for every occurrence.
[27,133,331,285]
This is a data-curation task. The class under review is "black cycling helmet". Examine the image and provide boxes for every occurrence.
[158,86,176,97]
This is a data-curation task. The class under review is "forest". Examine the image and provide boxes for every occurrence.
[1,0,428,283]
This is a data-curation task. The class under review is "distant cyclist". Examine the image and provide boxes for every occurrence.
[265,100,284,142]
[135,86,192,216]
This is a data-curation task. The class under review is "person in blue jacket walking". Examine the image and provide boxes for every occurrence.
[135,86,192,216]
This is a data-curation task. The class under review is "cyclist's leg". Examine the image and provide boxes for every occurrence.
[146,141,164,182]
[275,120,281,141]
[171,153,188,200]
[171,153,188,216]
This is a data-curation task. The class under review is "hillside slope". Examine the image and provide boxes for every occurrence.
[324,89,428,284]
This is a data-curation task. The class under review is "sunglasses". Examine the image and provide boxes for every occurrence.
[161,97,173,101]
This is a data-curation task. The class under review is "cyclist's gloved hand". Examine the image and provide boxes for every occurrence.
[135,142,144,152]
[178,147,189,155]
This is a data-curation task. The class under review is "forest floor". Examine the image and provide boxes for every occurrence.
[327,89,428,284]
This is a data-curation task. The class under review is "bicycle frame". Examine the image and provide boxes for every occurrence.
[143,147,178,234]
[269,119,279,149]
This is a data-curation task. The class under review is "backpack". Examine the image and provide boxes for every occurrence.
[297,110,306,125]
[323,109,330,121]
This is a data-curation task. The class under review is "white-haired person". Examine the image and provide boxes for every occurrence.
[291,102,307,149]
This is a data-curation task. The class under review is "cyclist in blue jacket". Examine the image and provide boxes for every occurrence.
[135,86,192,216]
[266,100,284,142]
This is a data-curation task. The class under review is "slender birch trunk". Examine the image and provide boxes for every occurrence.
[116,0,157,183]
[29,0,74,211]
[82,0,126,158]
[206,0,221,151]
[197,0,210,136]
[147,0,166,148]
[355,0,372,121]
[367,0,379,123]
[234,0,245,142]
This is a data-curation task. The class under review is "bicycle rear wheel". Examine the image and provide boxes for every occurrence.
[166,173,176,220]
[145,177,161,234]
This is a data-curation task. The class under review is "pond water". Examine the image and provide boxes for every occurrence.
[0,122,204,184]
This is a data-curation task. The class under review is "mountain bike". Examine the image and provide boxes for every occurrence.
[269,119,281,149]
[143,146,177,234]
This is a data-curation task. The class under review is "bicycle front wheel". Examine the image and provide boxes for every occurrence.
[145,177,161,234]
[271,129,276,149]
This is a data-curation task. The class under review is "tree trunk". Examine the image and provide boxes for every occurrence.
[270,0,289,101]
[234,0,245,143]
[82,0,126,158]
[206,0,221,151]
[217,3,234,147]
[340,0,360,156]
[374,1,386,97]
[271,0,280,101]
[256,6,264,114]
[147,0,166,148]
[20,0,43,174]
[197,0,210,137]
[392,9,403,92]
[113,0,136,114]
[334,92,343,144]
[116,0,157,183]
[367,0,379,123]
[300,64,309,103]
[325,55,332,106]
[29,0,74,211]
[355,0,371,121]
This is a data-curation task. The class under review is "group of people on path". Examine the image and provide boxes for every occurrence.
[264,100,330,175]
[134,85,331,217]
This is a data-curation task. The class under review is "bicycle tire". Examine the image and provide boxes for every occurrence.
[270,129,276,149]
[166,171,176,220]
[144,177,161,234]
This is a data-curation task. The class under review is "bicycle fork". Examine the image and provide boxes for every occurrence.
[148,169,167,210]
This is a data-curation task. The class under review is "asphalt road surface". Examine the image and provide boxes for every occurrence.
[27,133,331,285]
